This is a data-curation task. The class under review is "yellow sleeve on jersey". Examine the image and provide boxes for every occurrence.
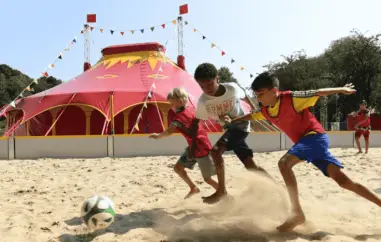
[292,96,319,112]
[250,111,266,121]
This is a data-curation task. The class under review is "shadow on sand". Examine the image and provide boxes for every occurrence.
[58,208,381,242]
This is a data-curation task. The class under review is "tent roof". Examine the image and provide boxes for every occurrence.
[11,42,204,122]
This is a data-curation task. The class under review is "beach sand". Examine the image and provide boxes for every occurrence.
[0,147,380,242]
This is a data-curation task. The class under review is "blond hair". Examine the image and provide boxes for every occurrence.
[167,87,189,106]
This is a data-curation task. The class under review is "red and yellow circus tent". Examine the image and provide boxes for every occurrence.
[5,42,223,136]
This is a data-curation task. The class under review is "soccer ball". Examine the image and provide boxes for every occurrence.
[80,195,116,230]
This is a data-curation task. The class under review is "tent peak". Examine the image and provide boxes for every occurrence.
[101,42,166,56]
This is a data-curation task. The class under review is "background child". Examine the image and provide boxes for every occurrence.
[149,87,218,199]
[193,63,269,204]
[351,100,372,154]
[230,72,381,232]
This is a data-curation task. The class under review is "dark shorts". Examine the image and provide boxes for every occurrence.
[216,128,253,163]
[287,133,343,176]
[355,130,370,139]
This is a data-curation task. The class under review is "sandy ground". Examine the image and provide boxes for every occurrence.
[0,147,380,242]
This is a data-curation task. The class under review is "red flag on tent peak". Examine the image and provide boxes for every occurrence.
[179,4,188,15]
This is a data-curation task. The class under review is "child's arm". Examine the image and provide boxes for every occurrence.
[226,111,265,124]
[316,83,356,96]
[148,124,176,140]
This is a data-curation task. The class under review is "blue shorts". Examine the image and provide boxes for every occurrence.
[288,133,343,176]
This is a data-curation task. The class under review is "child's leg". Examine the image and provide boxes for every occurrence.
[355,130,363,153]
[327,164,381,206]
[364,131,370,154]
[277,153,305,232]
[202,142,227,203]
[197,155,219,190]
[202,130,232,204]
[174,155,200,199]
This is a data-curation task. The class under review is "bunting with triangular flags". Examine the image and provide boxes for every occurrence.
[0,29,82,118]
[86,19,178,37]
[185,20,255,79]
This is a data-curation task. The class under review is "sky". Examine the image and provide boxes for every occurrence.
[1,0,381,87]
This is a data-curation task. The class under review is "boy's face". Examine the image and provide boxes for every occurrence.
[254,87,278,106]
[197,78,219,96]
[360,104,366,110]
[169,99,183,111]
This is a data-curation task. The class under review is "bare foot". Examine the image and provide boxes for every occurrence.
[201,190,228,204]
[184,187,200,199]
[277,213,306,232]
[356,151,363,154]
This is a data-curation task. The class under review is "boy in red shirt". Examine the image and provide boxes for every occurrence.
[229,72,381,232]
[149,88,218,199]
[351,100,371,154]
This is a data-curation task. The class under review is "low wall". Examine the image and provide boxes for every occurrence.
[0,137,9,160]
[14,136,108,159]
[2,131,380,160]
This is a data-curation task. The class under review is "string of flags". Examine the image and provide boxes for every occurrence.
[84,19,178,36]
[0,31,82,117]
[184,20,255,80]
[130,66,164,133]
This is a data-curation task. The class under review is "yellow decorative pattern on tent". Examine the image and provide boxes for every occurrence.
[96,74,119,79]
[146,74,168,79]
[101,51,179,70]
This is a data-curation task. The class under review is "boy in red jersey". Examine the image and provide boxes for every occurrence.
[351,100,371,154]
[149,88,218,199]
[228,72,381,232]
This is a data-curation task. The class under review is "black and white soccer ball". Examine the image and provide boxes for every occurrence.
[80,195,116,230]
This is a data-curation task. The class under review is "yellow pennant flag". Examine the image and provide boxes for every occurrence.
[211,43,216,48]
[193,28,197,32]
[172,20,177,25]
[143,102,147,108]
[240,67,245,70]
[25,86,31,91]
[134,123,139,131]
[100,28,104,33]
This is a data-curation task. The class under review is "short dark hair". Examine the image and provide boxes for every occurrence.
[360,100,367,105]
[251,72,279,91]
[194,63,218,82]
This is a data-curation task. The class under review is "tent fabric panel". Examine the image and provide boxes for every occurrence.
[90,110,107,135]
[55,106,86,135]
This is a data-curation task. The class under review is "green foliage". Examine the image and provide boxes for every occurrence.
[218,66,237,83]
[0,64,62,108]
[263,30,381,122]
[0,64,62,135]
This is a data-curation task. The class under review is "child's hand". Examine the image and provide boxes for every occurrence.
[148,133,160,139]
[341,83,356,95]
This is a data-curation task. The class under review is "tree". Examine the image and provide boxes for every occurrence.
[262,30,381,122]
[0,64,63,135]
[218,66,237,83]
